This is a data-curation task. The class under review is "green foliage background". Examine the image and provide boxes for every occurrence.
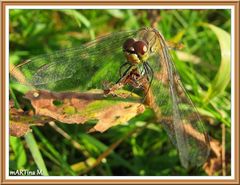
[9,9,231,176]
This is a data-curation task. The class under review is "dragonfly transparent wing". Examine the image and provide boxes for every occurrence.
[140,28,210,168]
[16,30,138,92]
[15,27,210,168]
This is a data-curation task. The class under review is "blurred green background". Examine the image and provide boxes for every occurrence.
[9,9,231,176]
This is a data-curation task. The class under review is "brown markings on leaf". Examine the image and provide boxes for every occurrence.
[25,90,101,124]
[25,90,145,133]
[9,104,52,137]
[10,121,30,137]
[10,105,31,137]
[90,103,144,133]
[25,89,104,101]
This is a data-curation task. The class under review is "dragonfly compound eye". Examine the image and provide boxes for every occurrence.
[133,40,148,55]
[123,38,135,52]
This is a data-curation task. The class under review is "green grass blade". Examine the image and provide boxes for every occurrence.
[60,10,91,28]
[24,132,49,176]
[32,127,77,175]
[10,136,27,169]
[106,10,125,19]
[202,23,231,103]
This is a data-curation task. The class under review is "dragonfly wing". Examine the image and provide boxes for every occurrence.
[18,30,138,91]
[145,29,210,168]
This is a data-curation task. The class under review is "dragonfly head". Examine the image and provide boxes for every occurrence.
[123,38,149,65]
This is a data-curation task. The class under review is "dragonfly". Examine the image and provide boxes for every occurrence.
[14,27,210,169]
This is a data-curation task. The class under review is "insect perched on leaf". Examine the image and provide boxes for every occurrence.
[13,27,210,169]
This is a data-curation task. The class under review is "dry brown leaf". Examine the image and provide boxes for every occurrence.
[10,121,31,137]
[24,90,145,133]
[10,105,31,137]
[9,105,53,137]
[91,103,145,133]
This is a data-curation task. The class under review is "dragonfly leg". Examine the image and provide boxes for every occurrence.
[116,64,134,84]
[104,65,134,96]
[119,62,131,77]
